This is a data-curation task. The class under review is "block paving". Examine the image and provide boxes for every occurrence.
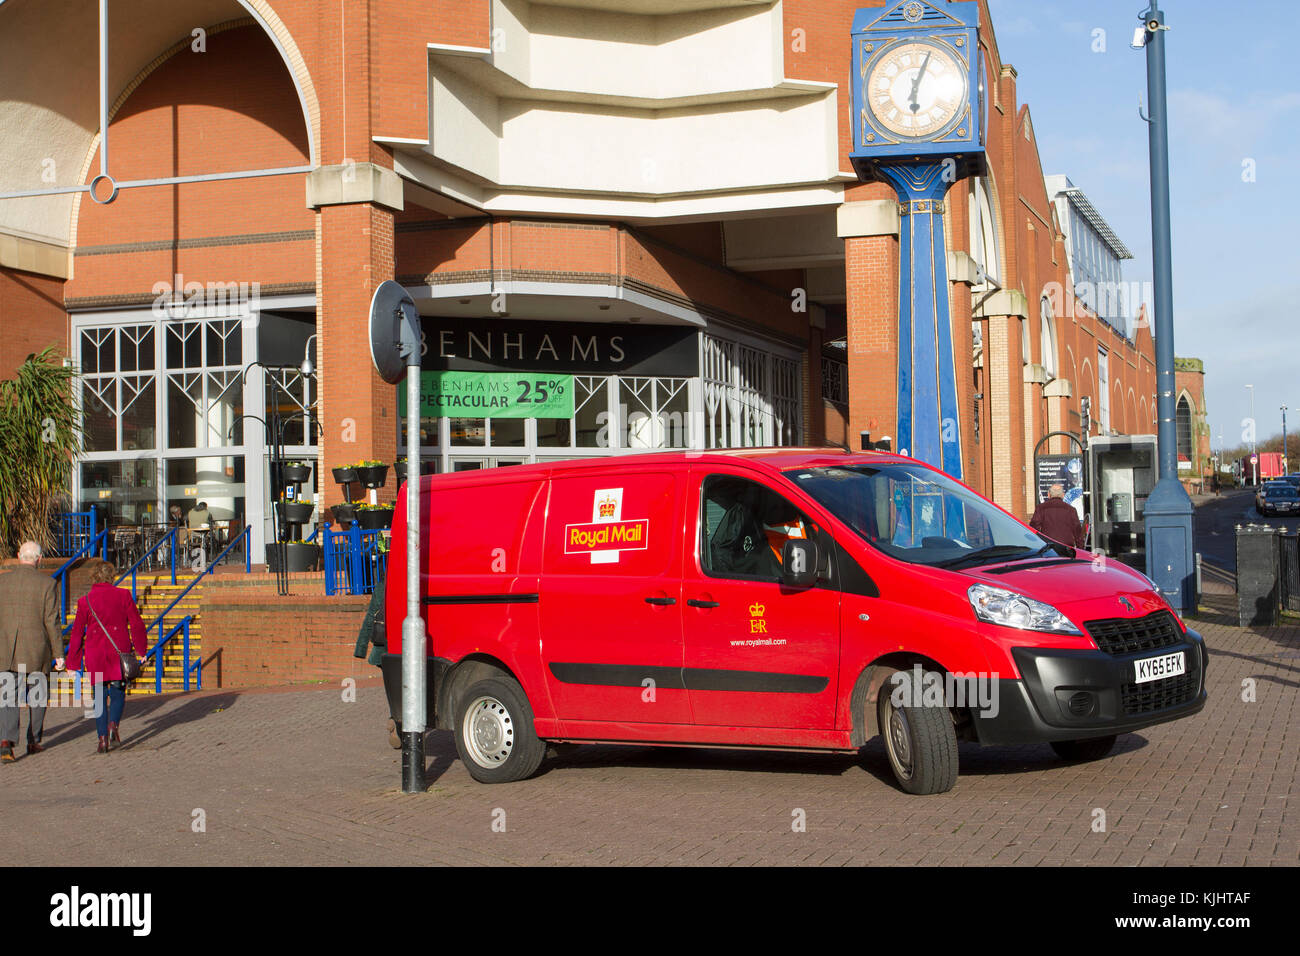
[4,594,1296,866]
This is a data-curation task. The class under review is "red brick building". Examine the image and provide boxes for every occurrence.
[0,0,1193,560]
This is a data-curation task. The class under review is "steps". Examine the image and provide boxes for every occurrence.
[54,571,207,698]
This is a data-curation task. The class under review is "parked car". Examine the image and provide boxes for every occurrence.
[383,449,1206,795]
[1256,481,1294,514]
[1258,483,1300,517]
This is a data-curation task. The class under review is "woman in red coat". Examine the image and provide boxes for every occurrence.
[65,562,148,753]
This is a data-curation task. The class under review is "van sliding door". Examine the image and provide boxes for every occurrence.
[538,468,690,727]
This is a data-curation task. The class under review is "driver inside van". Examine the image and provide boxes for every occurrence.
[760,498,808,565]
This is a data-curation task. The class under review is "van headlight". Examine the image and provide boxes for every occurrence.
[968,584,1081,634]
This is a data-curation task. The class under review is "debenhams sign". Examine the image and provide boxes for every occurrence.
[421,318,698,377]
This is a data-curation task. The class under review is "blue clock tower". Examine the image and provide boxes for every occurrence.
[850,0,985,479]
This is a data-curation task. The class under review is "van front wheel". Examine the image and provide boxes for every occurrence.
[876,681,958,795]
[455,677,546,783]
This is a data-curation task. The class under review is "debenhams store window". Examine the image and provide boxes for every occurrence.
[402,317,803,472]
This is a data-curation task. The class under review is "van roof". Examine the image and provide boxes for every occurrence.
[415,448,916,489]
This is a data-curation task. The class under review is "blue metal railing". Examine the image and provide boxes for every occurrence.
[144,525,252,636]
[146,615,201,693]
[322,522,388,595]
[66,615,199,699]
[115,527,179,600]
[52,511,97,557]
[53,528,110,629]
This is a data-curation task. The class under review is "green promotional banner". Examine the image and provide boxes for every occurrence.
[399,371,575,419]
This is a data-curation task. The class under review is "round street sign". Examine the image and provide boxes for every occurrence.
[1251,454,1259,464]
[369,280,417,385]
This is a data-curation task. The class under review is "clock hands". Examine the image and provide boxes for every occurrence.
[908,51,932,113]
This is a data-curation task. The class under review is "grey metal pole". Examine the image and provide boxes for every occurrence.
[1140,3,1195,612]
[99,0,109,179]
[400,305,427,793]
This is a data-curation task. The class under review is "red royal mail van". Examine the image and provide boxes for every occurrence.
[382,449,1205,794]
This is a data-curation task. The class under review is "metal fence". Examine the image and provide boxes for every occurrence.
[51,511,96,557]
[322,523,388,596]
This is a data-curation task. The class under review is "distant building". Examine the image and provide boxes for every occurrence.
[1046,175,1135,334]
[1174,357,1212,492]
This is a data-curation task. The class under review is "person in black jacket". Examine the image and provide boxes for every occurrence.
[354,577,399,749]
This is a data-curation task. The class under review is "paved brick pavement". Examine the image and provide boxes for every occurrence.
[3,595,1296,866]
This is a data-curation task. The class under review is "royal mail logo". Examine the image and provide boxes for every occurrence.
[565,520,650,554]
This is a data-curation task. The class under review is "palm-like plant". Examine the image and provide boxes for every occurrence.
[0,348,82,557]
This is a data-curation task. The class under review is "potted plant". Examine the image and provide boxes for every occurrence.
[276,494,314,525]
[332,502,358,526]
[355,459,389,489]
[266,539,321,573]
[281,459,312,483]
[355,501,395,530]
[331,463,359,485]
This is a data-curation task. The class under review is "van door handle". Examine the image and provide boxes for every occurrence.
[687,599,719,608]
[644,596,676,606]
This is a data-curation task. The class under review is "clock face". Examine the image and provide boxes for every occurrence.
[865,40,968,140]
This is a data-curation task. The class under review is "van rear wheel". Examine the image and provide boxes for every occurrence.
[1050,735,1116,762]
[876,679,958,795]
[454,677,545,783]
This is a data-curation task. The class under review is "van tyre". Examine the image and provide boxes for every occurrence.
[454,677,545,783]
[1050,735,1116,762]
[876,680,958,795]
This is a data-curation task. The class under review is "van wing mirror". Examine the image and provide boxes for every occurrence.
[781,538,819,589]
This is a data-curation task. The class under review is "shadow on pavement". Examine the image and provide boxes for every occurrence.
[117,692,240,750]
[40,690,240,752]
[524,734,1150,785]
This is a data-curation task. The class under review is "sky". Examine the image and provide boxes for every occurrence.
[985,0,1298,455]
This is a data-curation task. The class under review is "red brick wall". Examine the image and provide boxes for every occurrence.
[844,230,899,453]
[0,267,68,379]
[200,573,372,688]
[396,218,808,345]
[317,203,397,493]
[67,25,314,307]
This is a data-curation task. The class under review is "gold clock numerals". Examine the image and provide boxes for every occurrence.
[863,39,969,141]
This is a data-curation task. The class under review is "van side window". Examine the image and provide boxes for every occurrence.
[700,475,816,581]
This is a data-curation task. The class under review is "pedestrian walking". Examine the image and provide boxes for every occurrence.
[64,560,148,753]
[0,541,65,761]
[1030,482,1086,549]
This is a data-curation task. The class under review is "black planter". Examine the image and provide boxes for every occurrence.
[277,501,314,525]
[356,507,394,530]
[266,541,321,573]
[357,464,389,489]
[332,466,358,485]
[332,503,358,526]
[281,463,312,483]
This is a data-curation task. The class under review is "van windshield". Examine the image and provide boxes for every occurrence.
[787,463,1062,569]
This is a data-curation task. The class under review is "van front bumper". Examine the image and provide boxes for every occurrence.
[969,627,1207,745]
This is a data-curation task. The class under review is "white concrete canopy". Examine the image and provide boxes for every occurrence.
[393,0,852,223]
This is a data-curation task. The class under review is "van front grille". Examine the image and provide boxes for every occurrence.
[1120,672,1200,716]
[1083,611,1182,656]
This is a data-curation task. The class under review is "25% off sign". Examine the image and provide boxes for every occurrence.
[399,371,575,419]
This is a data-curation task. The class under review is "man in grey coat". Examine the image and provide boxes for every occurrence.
[0,541,66,760]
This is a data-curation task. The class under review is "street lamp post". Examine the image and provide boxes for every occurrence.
[1136,3,1195,613]
[1246,384,1255,484]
